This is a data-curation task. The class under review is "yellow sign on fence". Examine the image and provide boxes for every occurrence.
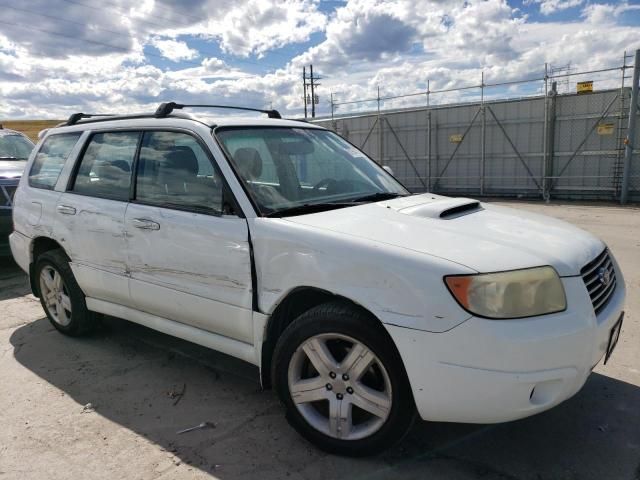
[577,81,593,94]
[597,123,615,135]
[449,134,463,143]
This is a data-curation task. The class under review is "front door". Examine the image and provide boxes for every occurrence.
[124,130,254,344]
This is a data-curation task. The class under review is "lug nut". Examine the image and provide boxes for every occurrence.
[346,387,354,394]
[326,383,333,391]
[342,373,349,381]
[336,393,344,400]
[329,372,337,379]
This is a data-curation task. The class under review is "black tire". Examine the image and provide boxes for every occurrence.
[272,300,416,456]
[34,249,96,336]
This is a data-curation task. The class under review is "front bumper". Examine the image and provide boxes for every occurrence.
[387,269,626,424]
[0,210,12,256]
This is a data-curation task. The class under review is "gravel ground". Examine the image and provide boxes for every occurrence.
[0,200,638,480]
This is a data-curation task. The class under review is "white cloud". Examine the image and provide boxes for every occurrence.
[151,38,199,61]
[526,0,584,16]
[0,0,638,120]
[207,0,327,57]
[582,2,640,24]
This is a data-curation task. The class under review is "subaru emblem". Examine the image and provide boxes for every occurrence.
[598,267,611,286]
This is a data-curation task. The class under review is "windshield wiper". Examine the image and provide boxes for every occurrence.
[0,156,20,160]
[265,202,354,218]
[348,192,407,203]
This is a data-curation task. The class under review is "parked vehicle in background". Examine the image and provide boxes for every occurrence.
[9,104,626,456]
[0,125,34,255]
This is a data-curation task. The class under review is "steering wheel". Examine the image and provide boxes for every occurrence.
[313,178,340,192]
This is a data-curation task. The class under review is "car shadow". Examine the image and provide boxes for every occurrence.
[0,256,31,301]
[9,317,640,480]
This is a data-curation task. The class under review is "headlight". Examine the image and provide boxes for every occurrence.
[444,266,566,319]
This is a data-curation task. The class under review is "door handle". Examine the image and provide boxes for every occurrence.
[132,218,160,230]
[56,205,76,215]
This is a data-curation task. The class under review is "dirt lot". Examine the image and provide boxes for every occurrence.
[0,201,639,480]
[0,120,61,142]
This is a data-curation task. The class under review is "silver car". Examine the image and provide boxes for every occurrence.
[0,125,34,255]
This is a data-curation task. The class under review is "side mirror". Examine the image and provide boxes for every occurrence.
[382,165,394,176]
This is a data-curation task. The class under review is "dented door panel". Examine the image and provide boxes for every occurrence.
[124,203,254,343]
[53,193,130,305]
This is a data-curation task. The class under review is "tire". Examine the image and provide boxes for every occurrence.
[272,300,415,456]
[34,249,96,336]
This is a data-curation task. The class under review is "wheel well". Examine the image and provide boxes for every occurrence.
[29,237,65,297]
[260,287,372,389]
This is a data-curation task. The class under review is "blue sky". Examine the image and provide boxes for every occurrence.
[0,0,638,119]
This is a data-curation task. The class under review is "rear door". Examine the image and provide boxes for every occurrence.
[55,131,140,306]
[124,130,254,344]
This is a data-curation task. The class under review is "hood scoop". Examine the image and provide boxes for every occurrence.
[398,197,482,220]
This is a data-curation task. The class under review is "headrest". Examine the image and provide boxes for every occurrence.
[166,146,199,175]
[233,147,262,180]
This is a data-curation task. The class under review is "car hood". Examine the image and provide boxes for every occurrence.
[0,160,27,179]
[284,194,604,276]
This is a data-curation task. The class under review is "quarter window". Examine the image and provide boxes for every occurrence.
[72,132,139,201]
[135,131,224,214]
[29,133,81,190]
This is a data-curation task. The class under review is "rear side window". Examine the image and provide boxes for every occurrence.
[29,133,81,190]
[72,132,139,201]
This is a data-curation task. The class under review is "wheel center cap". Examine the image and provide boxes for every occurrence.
[331,379,347,395]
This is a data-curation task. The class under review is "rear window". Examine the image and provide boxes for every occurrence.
[29,133,81,190]
[71,131,139,201]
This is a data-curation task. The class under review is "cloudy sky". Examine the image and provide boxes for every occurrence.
[0,0,638,119]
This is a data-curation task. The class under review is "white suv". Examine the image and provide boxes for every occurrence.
[10,103,626,456]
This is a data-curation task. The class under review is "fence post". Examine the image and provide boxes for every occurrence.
[427,109,432,191]
[427,79,431,191]
[621,49,639,204]
[480,71,486,195]
[543,81,557,200]
[377,86,384,164]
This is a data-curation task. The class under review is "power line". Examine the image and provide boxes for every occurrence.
[332,64,631,107]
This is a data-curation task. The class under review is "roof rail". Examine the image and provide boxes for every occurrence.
[155,102,282,119]
[66,113,115,126]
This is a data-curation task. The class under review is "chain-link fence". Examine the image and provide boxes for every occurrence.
[314,52,640,203]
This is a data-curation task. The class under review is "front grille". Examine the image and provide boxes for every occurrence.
[581,249,617,315]
[0,184,17,209]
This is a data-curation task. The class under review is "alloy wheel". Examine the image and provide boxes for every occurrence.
[39,265,72,327]
[287,333,392,441]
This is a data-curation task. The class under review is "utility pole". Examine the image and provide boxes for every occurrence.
[302,65,321,118]
[303,66,308,118]
[621,49,639,204]
[310,64,316,118]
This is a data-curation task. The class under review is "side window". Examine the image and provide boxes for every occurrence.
[29,132,81,190]
[135,131,224,214]
[72,132,139,201]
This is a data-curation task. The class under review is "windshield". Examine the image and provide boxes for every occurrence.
[0,134,34,160]
[215,127,408,216]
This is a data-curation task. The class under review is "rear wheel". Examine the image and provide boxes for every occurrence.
[35,249,96,336]
[273,301,415,456]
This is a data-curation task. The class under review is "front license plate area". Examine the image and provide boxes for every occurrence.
[604,312,624,365]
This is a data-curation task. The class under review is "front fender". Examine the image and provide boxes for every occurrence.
[249,218,474,333]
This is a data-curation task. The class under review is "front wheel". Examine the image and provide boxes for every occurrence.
[272,301,415,456]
